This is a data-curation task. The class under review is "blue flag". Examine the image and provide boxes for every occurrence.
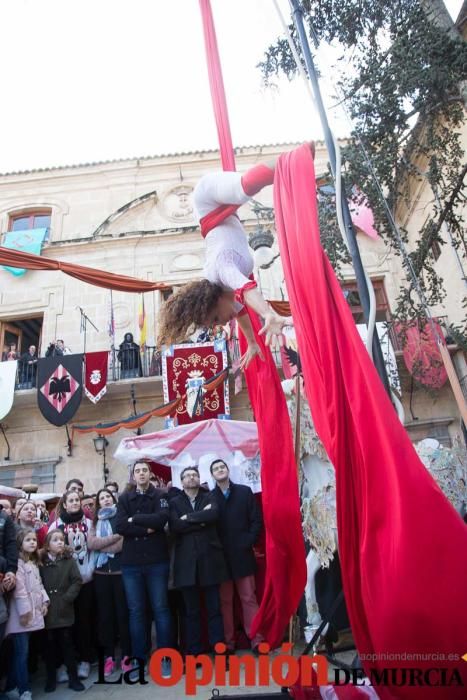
[1,227,48,276]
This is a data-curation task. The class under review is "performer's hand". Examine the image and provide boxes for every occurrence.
[258,312,285,347]
[240,342,264,371]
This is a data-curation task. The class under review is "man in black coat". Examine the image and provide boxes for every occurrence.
[116,462,173,676]
[20,344,38,387]
[169,466,228,656]
[0,504,18,644]
[210,458,264,652]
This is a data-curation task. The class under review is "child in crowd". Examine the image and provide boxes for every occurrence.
[4,528,49,700]
[88,488,131,676]
[40,530,84,693]
[16,501,48,547]
[47,489,94,679]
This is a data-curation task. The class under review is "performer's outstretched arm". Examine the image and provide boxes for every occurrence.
[241,287,284,347]
[237,312,264,370]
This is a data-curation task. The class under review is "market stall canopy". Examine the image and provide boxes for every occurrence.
[114,418,261,492]
[0,485,27,499]
[28,493,61,502]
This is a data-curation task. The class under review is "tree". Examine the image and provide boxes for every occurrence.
[259,0,467,342]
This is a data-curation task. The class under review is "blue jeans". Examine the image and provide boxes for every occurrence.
[6,632,30,694]
[122,561,172,661]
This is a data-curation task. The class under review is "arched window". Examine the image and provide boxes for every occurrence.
[8,208,52,239]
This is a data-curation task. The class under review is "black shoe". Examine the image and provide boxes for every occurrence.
[68,679,85,692]
[44,680,56,693]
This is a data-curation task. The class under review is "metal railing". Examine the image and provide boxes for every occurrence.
[108,346,162,382]
[11,346,163,391]
[229,335,282,369]
[11,341,284,391]
[14,361,38,390]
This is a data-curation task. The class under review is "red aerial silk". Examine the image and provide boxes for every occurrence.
[239,309,306,648]
[199,0,306,647]
[274,144,467,698]
[199,0,236,171]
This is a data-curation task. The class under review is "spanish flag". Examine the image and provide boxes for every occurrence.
[138,295,147,349]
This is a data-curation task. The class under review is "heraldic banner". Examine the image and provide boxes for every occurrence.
[162,341,229,425]
[84,351,108,403]
[0,360,18,421]
[37,354,83,426]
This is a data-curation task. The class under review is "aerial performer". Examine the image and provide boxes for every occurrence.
[157,143,314,367]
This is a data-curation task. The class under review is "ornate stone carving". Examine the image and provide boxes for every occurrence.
[161,185,194,223]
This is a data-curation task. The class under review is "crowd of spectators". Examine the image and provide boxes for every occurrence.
[0,461,263,696]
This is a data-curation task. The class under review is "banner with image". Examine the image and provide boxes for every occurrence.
[84,351,108,404]
[162,341,229,425]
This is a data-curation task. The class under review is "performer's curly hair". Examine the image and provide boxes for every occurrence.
[158,279,225,346]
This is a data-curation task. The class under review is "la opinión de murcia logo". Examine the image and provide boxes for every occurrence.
[93,644,466,695]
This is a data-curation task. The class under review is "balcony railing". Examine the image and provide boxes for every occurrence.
[11,346,163,391]
[108,346,162,381]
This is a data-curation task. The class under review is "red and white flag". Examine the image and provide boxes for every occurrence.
[84,351,108,403]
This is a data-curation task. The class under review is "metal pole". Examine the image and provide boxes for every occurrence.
[289,0,391,396]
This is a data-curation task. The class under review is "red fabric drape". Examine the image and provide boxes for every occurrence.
[199,0,305,647]
[239,312,306,648]
[199,0,236,171]
[274,144,467,697]
[0,247,167,293]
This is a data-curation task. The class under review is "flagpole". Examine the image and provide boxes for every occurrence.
[109,290,116,381]
[77,307,99,354]
[288,0,390,397]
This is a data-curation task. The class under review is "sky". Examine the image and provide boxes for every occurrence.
[0,0,463,173]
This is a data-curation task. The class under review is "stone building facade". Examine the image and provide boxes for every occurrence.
[0,141,464,493]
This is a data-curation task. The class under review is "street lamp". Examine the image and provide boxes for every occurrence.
[93,435,110,484]
[248,225,275,268]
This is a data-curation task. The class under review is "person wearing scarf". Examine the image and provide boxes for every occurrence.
[48,489,94,680]
[87,488,131,677]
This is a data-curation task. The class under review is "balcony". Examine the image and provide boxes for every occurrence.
[12,346,163,392]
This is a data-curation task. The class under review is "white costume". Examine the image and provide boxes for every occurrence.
[193,171,254,297]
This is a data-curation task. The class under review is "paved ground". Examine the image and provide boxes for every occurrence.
[21,646,357,700]
[27,652,283,700]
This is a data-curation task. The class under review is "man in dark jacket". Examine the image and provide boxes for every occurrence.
[0,504,18,644]
[20,344,38,387]
[210,459,264,652]
[116,462,172,676]
[169,466,228,656]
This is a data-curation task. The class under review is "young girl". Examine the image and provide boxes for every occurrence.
[47,489,94,679]
[157,147,314,365]
[40,530,84,692]
[87,488,131,675]
[16,500,48,547]
[4,528,49,700]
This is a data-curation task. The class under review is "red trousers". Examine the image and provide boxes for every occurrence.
[219,575,263,650]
